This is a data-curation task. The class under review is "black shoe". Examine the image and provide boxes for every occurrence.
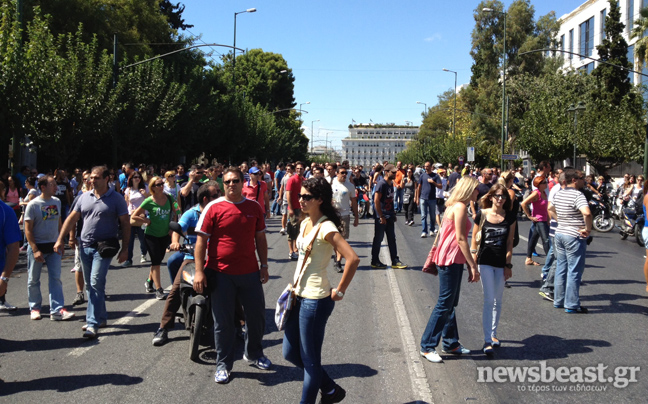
[155,288,167,300]
[370,261,387,269]
[334,260,343,273]
[319,385,346,404]
[152,328,168,346]
[72,292,85,306]
[145,279,155,293]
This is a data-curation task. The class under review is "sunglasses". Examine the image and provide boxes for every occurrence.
[339,171,348,175]
[133,176,141,179]
[492,194,506,200]
[223,179,241,185]
[152,183,164,188]
[299,194,315,201]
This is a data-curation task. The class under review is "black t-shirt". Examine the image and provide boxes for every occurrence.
[353,176,367,188]
[55,181,71,206]
[475,210,513,268]
[447,171,461,190]
[376,179,395,218]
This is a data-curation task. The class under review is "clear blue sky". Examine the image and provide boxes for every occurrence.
[180,0,580,151]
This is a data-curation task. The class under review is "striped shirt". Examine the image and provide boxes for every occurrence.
[553,188,588,238]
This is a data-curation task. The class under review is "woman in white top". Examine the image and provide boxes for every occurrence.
[163,170,182,212]
[282,177,359,404]
[123,172,150,266]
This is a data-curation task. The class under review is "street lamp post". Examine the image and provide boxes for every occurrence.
[483,7,507,170]
[416,101,427,114]
[300,101,310,127]
[567,102,586,168]
[233,7,256,88]
[442,68,458,138]
[311,119,319,154]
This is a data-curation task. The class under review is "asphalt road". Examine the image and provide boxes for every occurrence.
[1,212,646,403]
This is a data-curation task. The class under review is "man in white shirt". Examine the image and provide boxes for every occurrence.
[331,167,358,272]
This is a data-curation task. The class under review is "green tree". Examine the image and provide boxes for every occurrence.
[631,6,648,68]
[591,0,633,106]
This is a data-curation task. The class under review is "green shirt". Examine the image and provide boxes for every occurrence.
[140,195,180,237]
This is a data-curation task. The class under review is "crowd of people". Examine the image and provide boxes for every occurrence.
[0,158,646,403]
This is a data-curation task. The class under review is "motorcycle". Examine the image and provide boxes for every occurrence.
[356,186,369,218]
[589,193,615,232]
[169,222,214,361]
[617,199,645,246]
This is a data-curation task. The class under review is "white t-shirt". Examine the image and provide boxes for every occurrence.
[331,178,354,217]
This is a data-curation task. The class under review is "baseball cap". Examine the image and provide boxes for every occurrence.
[384,164,396,172]
[434,163,443,168]
[249,166,261,174]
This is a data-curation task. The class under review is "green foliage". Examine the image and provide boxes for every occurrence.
[631,6,648,69]
[592,0,633,106]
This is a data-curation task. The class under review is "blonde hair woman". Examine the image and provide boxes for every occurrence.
[163,170,182,212]
[420,176,480,363]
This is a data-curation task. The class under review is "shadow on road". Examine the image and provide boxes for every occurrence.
[0,373,143,396]
[465,334,611,362]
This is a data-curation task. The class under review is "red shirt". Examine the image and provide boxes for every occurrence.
[241,180,267,213]
[286,174,303,210]
[196,197,265,275]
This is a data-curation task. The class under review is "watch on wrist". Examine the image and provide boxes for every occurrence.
[260,264,269,268]
[505,263,513,269]
[335,289,344,297]
[0,276,8,282]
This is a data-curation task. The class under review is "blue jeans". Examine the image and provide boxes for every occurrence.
[541,237,556,280]
[553,233,587,310]
[371,217,399,264]
[420,263,464,352]
[395,187,404,212]
[283,296,336,404]
[127,225,147,261]
[79,246,113,327]
[527,221,550,257]
[27,246,64,314]
[420,199,436,233]
[166,251,185,284]
[271,193,282,215]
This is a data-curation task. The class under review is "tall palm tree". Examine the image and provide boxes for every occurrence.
[631,7,648,68]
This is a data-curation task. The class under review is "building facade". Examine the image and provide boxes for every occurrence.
[556,0,648,81]
[341,124,419,167]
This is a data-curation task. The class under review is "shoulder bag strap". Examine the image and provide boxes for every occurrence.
[292,223,323,287]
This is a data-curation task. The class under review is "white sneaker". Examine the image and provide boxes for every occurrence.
[420,350,443,363]
[141,255,149,263]
[280,228,286,235]
[429,231,434,237]
[420,232,427,238]
[0,300,17,311]
[51,308,76,321]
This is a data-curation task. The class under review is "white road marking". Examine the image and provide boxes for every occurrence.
[67,294,164,357]
[381,246,434,404]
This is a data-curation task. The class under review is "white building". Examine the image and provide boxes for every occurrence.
[341,124,419,167]
[556,0,647,81]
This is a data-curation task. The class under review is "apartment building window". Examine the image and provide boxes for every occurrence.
[628,0,635,33]
[560,34,565,52]
[601,8,606,39]
[569,29,574,60]
[580,17,595,59]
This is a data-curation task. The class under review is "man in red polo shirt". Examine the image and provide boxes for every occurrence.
[242,166,270,219]
[194,167,270,385]
[285,161,304,261]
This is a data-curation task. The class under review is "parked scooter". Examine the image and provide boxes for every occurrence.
[169,222,214,361]
[617,200,645,246]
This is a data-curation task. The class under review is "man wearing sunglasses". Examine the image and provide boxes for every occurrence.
[371,164,407,269]
[331,167,359,272]
[285,162,305,260]
[194,167,271,384]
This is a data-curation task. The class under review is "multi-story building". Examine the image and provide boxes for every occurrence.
[341,124,419,167]
[556,0,647,82]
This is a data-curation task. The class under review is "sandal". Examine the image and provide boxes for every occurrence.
[525,259,541,266]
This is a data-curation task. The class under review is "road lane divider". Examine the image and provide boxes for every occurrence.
[380,245,434,403]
